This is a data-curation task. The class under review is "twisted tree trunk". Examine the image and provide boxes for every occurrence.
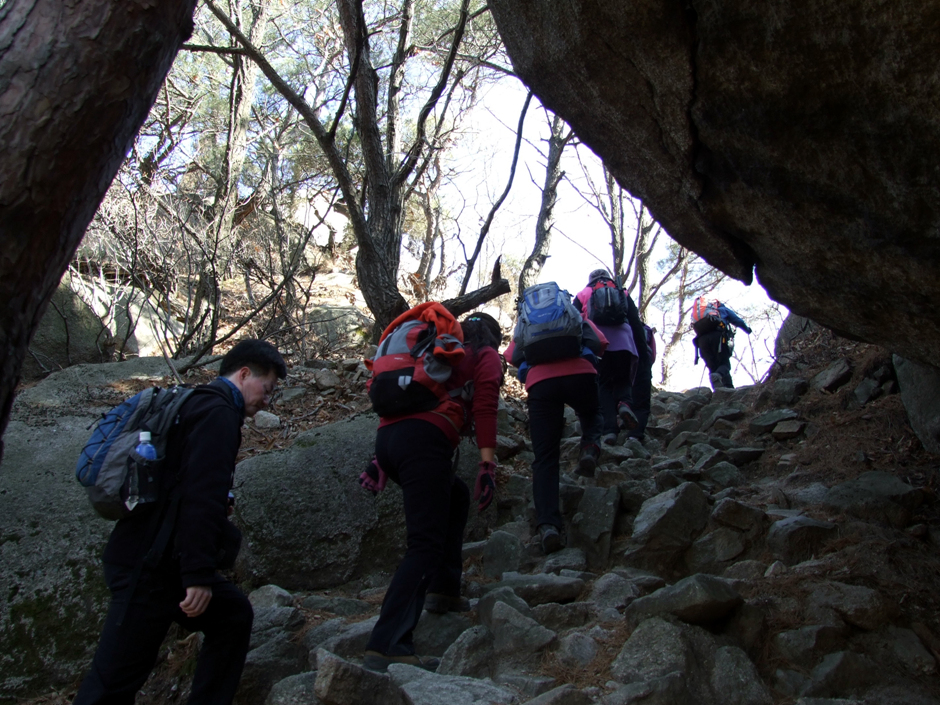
[0,0,198,462]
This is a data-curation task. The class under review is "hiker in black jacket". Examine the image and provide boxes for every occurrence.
[74,340,286,705]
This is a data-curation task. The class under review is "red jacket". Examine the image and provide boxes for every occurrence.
[379,345,502,449]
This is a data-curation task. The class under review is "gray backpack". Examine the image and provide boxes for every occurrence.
[513,282,583,365]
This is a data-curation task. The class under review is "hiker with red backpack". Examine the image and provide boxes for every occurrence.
[690,296,752,389]
[506,282,607,555]
[574,269,651,445]
[359,305,504,672]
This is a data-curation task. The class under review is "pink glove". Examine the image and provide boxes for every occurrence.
[358,456,388,495]
[474,460,497,512]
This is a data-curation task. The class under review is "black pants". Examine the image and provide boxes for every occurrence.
[597,350,636,435]
[527,374,602,529]
[367,419,469,657]
[695,330,733,388]
[629,354,653,439]
[73,565,253,705]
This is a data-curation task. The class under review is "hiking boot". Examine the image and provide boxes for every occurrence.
[538,523,562,554]
[709,372,724,390]
[577,443,600,477]
[363,650,440,673]
[618,402,639,430]
[601,432,619,446]
[424,593,471,614]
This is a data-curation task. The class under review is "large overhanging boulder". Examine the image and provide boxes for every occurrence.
[488,0,940,364]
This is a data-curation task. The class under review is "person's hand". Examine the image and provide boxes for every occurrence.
[359,456,388,495]
[474,460,497,512]
[180,586,212,617]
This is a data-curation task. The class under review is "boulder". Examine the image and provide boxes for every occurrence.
[627,574,742,625]
[749,409,799,435]
[569,486,619,570]
[388,664,520,704]
[264,671,320,705]
[239,633,309,705]
[489,601,556,656]
[812,360,853,393]
[234,415,403,589]
[313,650,402,705]
[486,1,940,365]
[483,530,525,579]
[823,471,924,527]
[894,356,940,454]
[485,572,585,606]
[625,483,710,577]
[437,625,494,678]
[766,516,838,563]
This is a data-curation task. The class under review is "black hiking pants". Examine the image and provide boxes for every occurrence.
[73,564,252,705]
[597,350,636,436]
[527,373,602,530]
[628,352,654,440]
[367,419,469,657]
[695,330,733,388]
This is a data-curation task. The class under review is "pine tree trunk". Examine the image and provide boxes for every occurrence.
[0,0,198,461]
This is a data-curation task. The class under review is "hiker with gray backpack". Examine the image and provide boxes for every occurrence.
[506,282,607,554]
[73,339,286,705]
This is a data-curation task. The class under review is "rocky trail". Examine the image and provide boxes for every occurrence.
[9,320,940,705]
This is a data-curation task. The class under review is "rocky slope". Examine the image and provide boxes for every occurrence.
[7,322,940,704]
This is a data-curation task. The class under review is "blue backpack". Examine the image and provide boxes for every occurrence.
[76,386,195,520]
[513,282,584,365]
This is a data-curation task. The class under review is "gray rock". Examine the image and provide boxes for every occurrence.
[253,410,281,429]
[806,581,891,630]
[852,378,882,407]
[314,649,402,705]
[685,528,746,572]
[240,633,309,705]
[650,457,685,472]
[497,675,558,699]
[489,601,556,655]
[315,616,378,661]
[812,360,853,393]
[703,461,745,489]
[437,625,494,678]
[390,664,520,704]
[302,618,347,655]
[277,386,308,404]
[610,617,689,684]
[486,572,586,606]
[894,356,940,453]
[710,646,772,705]
[774,625,847,667]
[591,573,641,611]
[250,585,295,610]
[305,304,372,345]
[698,404,747,432]
[540,547,588,575]
[313,368,343,390]
[618,478,659,513]
[484,530,525,578]
[557,633,599,668]
[531,602,594,632]
[722,560,767,582]
[628,574,742,625]
[711,498,766,533]
[766,516,838,563]
[773,378,809,405]
[301,595,372,617]
[235,416,402,590]
[772,420,806,440]
[522,684,594,705]
[570,486,619,569]
[478,586,534,628]
[251,606,306,649]
[413,611,473,657]
[264,671,320,705]
[750,409,800,435]
[625,483,710,577]
[725,447,765,465]
[888,626,937,675]
[823,471,924,527]
[805,651,876,697]
[666,431,710,455]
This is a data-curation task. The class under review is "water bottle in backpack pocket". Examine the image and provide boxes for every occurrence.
[76,386,194,520]
[514,282,583,365]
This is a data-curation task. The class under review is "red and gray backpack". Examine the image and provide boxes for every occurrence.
[586,278,629,326]
[366,302,465,418]
[691,297,726,336]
